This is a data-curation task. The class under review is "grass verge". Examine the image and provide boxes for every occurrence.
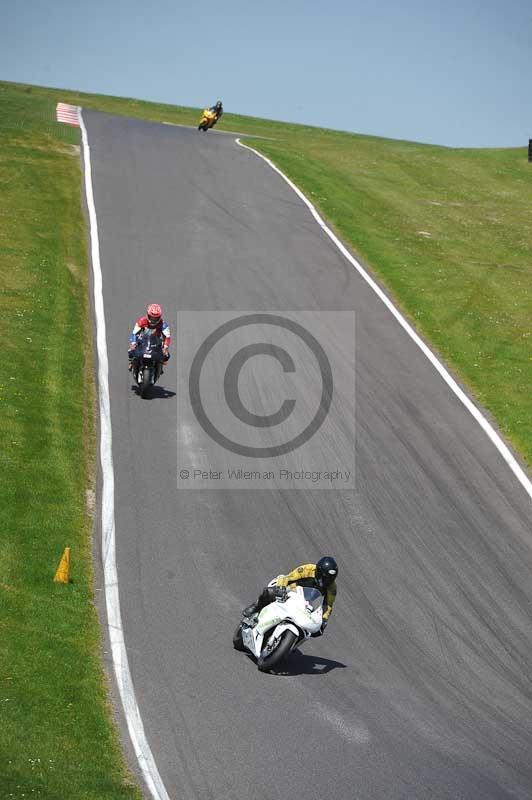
[0,86,141,797]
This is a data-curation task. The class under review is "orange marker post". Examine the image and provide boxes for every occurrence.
[53,547,71,584]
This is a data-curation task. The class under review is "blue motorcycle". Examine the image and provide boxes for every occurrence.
[130,331,164,398]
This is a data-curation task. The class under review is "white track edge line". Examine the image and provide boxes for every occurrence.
[78,108,171,800]
[235,137,532,502]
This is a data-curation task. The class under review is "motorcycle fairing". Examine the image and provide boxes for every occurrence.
[242,587,323,657]
[242,619,301,658]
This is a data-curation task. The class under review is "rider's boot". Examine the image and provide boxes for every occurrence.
[243,586,276,618]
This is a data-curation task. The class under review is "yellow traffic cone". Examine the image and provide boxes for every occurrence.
[54,547,71,583]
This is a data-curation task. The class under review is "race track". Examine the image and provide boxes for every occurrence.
[84,110,532,800]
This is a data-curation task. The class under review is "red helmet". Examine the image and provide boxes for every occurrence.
[146,303,162,326]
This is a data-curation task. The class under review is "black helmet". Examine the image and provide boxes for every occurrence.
[316,556,338,588]
[215,100,222,109]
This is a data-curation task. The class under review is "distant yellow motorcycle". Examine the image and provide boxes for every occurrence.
[198,108,218,132]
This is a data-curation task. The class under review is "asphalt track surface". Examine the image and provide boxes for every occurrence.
[85,110,532,800]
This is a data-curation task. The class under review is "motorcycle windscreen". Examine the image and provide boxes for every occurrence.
[137,332,163,357]
[302,587,323,612]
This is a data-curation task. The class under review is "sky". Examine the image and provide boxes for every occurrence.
[1,0,531,147]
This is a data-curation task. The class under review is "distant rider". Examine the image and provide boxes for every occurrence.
[209,100,223,121]
[242,556,338,636]
[128,303,171,371]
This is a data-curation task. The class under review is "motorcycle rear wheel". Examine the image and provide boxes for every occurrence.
[232,623,245,651]
[257,630,297,672]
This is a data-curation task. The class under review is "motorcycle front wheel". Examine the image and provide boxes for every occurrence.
[140,367,152,398]
[257,630,297,672]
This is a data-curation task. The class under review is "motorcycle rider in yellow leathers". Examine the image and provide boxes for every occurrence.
[242,556,338,636]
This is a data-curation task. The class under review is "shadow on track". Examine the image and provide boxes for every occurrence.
[247,649,347,677]
[278,650,347,676]
[130,385,176,399]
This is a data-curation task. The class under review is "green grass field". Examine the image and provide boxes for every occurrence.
[0,85,141,798]
[0,77,530,798]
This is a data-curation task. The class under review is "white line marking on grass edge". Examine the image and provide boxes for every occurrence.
[235,137,532,502]
[78,109,171,800]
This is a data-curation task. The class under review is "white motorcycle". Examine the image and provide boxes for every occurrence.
[233,585,323,672]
